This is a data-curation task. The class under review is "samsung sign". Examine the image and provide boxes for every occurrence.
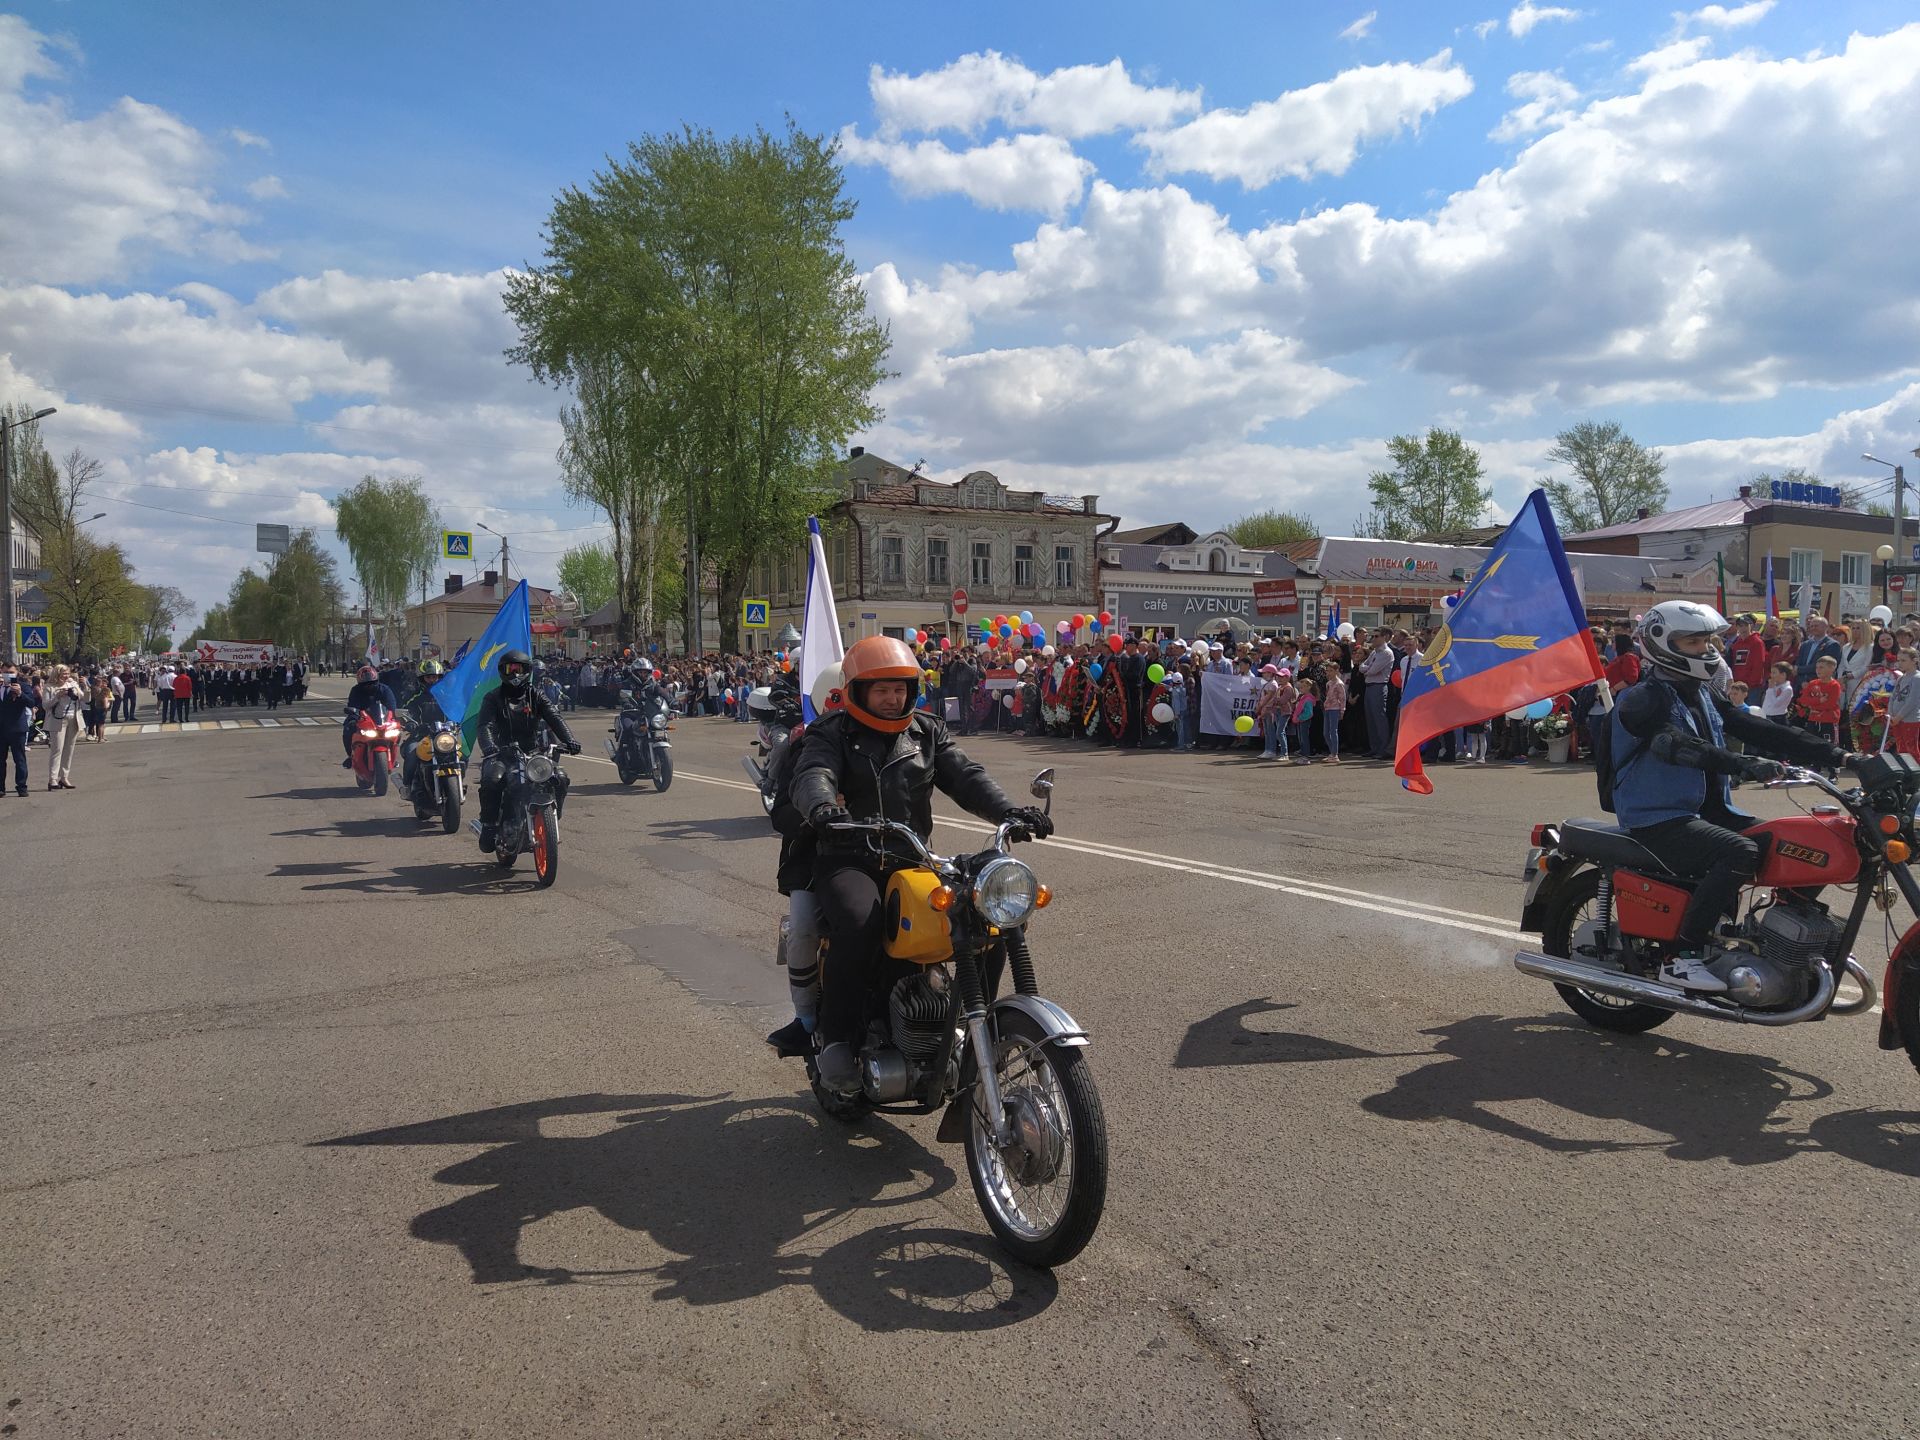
[1761,478,1845,508]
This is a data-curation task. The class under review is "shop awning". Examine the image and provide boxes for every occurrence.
[532,621,562,635]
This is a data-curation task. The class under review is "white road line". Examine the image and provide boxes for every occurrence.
[220,720,239,730]
[180,721,199,732]
[258,718,280,727]
[140,724,158,734]
[295,717,320,726]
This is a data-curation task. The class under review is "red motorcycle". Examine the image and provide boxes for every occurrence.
[348,703,403,797]
[1514,752,1920,1077]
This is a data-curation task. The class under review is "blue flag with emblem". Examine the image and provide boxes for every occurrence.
[435,579,531,751]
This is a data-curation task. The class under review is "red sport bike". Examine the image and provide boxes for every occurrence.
[1515,752,1920,1078]
[347,702,403,797]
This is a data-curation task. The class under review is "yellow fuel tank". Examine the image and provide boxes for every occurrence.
[883,867,954,964]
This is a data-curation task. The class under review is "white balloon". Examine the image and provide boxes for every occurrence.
[1042,645,1057,658]
[1014,659,1029,674]
[1337,622,1355,640]
[1001,693,1015,708]
[1151,702,1175,724]
[1506,707,1529,720]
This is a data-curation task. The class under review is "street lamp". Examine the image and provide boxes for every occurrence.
[1,405,58,660]
[78,512,106,526]
[475,521,510,588]
[1866,453,1908,608]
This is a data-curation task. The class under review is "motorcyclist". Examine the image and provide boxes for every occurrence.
[789,636,1055,1094]
[765,662,843,1059]
[400,658,451,791]
[341,664,400,768]
[475,648,580,854]
[1611,601,1850,992]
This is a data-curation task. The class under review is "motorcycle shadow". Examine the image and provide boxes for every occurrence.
[298,862,541,897]
[1359,1013,1918,1175]
[272,815,422,841]
[316,1092,1056,1333]
[647,816,768,844]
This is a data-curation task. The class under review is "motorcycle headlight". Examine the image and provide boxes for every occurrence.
[434,732,458,752]
[650,714,667,729]
[523,754,555,784]
[971,857,1039,929]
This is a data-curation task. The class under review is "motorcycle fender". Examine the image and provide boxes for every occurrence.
[1879,921,1920,1051]
[935,995,1089,1144]
[1519,850,1566,934]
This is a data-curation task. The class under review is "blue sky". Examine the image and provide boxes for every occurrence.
[4,0,1919,629]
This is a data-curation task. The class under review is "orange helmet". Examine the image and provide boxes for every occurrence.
[840,636,921,733]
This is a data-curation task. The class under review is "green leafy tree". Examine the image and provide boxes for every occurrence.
[134,585,194,653]
[2,402,60,542]
[1227,509,1319,548]
[557,540,618,616]
[556,357,674,644]
[506,122,891,652]
[262,530,345,655]
[1543,420,1668,534]
[1357,429,1490,540]
[332,475,440,655]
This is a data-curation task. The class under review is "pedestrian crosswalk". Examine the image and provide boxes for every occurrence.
[108,714,329,738]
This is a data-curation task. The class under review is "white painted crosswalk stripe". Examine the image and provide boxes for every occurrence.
[141,724,158,734]
[258,718,280,727]
[296,717,320,726]
[220,720,239,729]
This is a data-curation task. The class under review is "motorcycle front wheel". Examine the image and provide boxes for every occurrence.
[964,1011,1108,1268]
[530,807,559,887]
[440,780,461,835]
[652,747,673,793]
[371,749,389,797]
[1542,866,1673,1034]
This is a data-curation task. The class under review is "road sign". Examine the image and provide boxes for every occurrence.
[1910,543,1919,563]
[1892,575,1906,593]
[741,598,771,630]
[443,531,474,559]
[951,587,969,616]
[15,622,50,654]
[256,523,290,555]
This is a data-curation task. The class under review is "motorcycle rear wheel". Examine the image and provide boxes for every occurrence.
[1894,955,1920,1077]
[964,1010,1108,1268]
[1543,866,1673,1035]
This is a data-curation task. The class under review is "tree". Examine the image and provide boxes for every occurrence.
[1542,421,1667,534]
[557,540,618,616]
[1227,509,1319,548]
[506,122,891,653]
[556,357,674,644]
[2,402,60,541]
[1357,429,1490,540]
[41,528,139,660]
[332,475,440,655]
[135,585,193,653]
[196,530,343,656]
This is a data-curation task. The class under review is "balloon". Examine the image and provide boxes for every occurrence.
[1057,620,1072,635]
[1147,663,1165,683]
[1089,619,1103,633]
[1042,645,1057,658]
[1098,611,1114,626]
[940,637,951,651]
[1234,715,1255,735]
[915,629,928,644]
[925,669,938,682]
[917,693,929,708]
[1107,633,1124,654]
[1505,707,1530,721]
[993,614,1007,627]
[1071,615,1085,629]
[999,623,1013,637]
[780,660,792,672]
[1090,662,1104,680]
[1020,611,1033,625]
[1337,622,1355,640]
[1525,699,1554,720]
[1014,659,1028,675]
[1151,702,1175,724]
[1002,693,1016,708]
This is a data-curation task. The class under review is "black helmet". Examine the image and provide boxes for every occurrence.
[497,648,533,696]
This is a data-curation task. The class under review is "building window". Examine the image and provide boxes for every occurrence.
[971,540,992,587]
[1841,551,1869,588]
[926,538,949,586]
[1013,543,1034,587]
[1789,548,1822,586]
[777,553,793,598]
[1055,545,1075,589]
[831,529,848,585]
[757,556,772,595]
[1209,548,1227,573]
[881,535,904,584]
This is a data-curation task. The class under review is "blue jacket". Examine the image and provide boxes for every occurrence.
[1611,679,1732,829]
[0,679,38,737]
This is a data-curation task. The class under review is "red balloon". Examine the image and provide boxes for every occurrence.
[1107,633,1124,653]
[914,629,928,644]
[1071,614,1085,629]
[939,637,951,651]
[1098,610,1114,626]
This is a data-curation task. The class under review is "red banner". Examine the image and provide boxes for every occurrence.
[1252,579,1298,616]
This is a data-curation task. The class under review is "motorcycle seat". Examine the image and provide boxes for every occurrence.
[1557,818,1682,876]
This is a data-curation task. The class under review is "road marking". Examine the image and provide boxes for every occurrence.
[180,721,199,731]
[140,724,157,734]
[258,718,280,727]
[296,717,320,726]
[220,720,239,730]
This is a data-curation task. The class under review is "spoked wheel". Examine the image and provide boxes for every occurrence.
[1542,866,1673,1034]
[652,747,673,793]
[963,1011,1108,1267]
[530,807,559,887]
[371,749,389,797]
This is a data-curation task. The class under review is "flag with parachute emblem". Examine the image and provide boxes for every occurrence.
[1394,491,1604,795]
[435,580,532,750]
[797,517,845,722]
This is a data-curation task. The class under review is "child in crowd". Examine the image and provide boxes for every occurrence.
[1167,672,1192,751]
[1321,670,1346,764]
[1795,654,1844,746]
[1457,716,1489,765]
[1289,679,1317,765]
[1886,650,1920,755]
[1762,662,1797,724]
[1255,665,1294,761]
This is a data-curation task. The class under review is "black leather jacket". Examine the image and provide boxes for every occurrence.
[790,710,1014,861]
[404,687,448,734]
[346,679,399,716]
[476,686,576,756]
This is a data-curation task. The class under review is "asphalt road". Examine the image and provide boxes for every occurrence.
[5,680,1918,1439]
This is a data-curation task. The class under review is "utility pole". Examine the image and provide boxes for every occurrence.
[0,406,57,662]
[684,474,701,657]
[1867,452,1909,610]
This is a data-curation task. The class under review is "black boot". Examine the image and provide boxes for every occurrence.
[765,1018,811,1058]
[478,824,497,853]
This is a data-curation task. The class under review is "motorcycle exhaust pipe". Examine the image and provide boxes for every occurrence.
[1828,955,1879,1016]
[603,737,617,760]
[740,755,765,786]
[1514,951,1838,1026]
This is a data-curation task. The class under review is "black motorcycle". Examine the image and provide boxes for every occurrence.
[607,688,673,792]
[740,686,798,815]
[471,740,566,887]
[402,718,466,834]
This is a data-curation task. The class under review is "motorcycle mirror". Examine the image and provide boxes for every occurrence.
[1030,767,1055,814]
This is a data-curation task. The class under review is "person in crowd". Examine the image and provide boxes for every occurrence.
[1762,661,1796,724]
[171,664,193,724]
[1795,653,1845,754]
[1838,620,1877,710]
[121,665,139,722]
[1794,614,1843,689]
[1321,666,1346,764]
[42,664,84,790]
[86,669,110,741]
[1255,664,1290,761]
[1886,650,1920,755]
[1289,678,1317,766]
[154,661,175,724]
[1726,614,1769,697]
[1360,631,1396,759]
[1,664,37,797]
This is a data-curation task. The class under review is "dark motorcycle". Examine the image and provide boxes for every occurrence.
[797,768,1108,1267]
[1515,752,1920,1077]
[607,688,673,792]
[471,740,565,887]
[402,718,466,834]
[740,685,797,815]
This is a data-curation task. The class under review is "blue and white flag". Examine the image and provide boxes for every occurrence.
[798,516,845,722]
[436,580,532,750]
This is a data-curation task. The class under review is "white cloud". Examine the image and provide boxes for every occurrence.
[1626,36,1713,73]
[869,52,1201,139]
[1490,70,1581,140]
[227,127,271,149]
[1678,2,1775,31]
[246,174,287,200]
[1508,2,1585,38]
[1473,18,1500,39]
[836,129,1093,216]
[1136,51,1473,188]
[1340,11,1378,41]
[0,15,268,284]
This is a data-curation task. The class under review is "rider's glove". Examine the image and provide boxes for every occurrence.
[1004,805,1054,841]
[565,740,582,755]
[1738,756,1786,783]
[809,802,850,833]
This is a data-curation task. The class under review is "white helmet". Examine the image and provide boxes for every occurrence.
[1636,600,1730,685]
[1870,604,1894,627]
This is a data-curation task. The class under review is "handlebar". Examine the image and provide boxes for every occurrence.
[824,816,1026,867]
